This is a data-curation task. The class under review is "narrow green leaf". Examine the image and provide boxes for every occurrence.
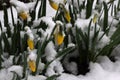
[34,36,50,74]
[30,0,39,20]
[86,0,94,18]
[0,36,2,69]
[56,47,75,58]
[10,6,15,26]
[2,32,11,54]
[103,2,108,32]
[46,75,59,80]
[22,52,27,78]
[111,24,120,40]
[38,0,46,18]
[3,5,11,37]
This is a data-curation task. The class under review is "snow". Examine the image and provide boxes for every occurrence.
[0,69,13,80]
[2,56,14,68]
[33,17,55,39]
[44,41,64,76]
[27,75,46,80]
[58,56,120,80]
[45,60,64,77]
[0,0,120,80]
[44,41,57,62]
[27,49,37,61]
[0,7,17,27]
[25,26,34,40]
[63,50,79,75]
[95,31,110,49]
[0,65,23,80]
[8,65,23,77]
[10,0,29,13]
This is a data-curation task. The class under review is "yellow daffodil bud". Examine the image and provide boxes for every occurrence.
[25,26,34,50]
[27,49,37,72]
[19,11,29,20]
[60,4,71,22]
[49,0,59,10]
[93,14,98,24]
[28,59,36,72]
[64,10,71,22]
[55,32,65,45]
[54,21,65,45]
[27,38,34,50]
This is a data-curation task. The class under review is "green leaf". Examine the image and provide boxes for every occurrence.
[111,24,120,40]
[1,32,11,54]
[0,36,3,69]
[11,71,22,80]
[10,6,15,26]
[46,75,59,80]
[3,5,11,37]
[34,20,48,30]
[30,0,39,20]
[0,21,2,31]
[34,36,50,75]
[38,0,46,18]
[22,52,27,78]
[86,0,94,18]
[103,2,108,32]
[56,46,75,58]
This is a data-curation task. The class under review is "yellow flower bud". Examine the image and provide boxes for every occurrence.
[64,10,71,22]
[93,14,98,24]
[49,0,59,10]
[27,38,34,50]
[28,59,36,72]
[19,11,29,20]
[55,32,65,45]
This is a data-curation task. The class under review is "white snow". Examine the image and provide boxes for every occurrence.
[2,56,14,68]
[44,41,57,62]
[33,17,55,39]
[45,60,64,77]
[8,65,23,77]
[27,49,37,61]
[27,75,46,80]
[58,56,120,80]
[0,65,23,80]
[0,0,120,80]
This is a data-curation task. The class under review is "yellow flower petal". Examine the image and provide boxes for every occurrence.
[19,11,28,20]
[55,32,65,45]
[27,38,34,50]
[49,0,59,10]
[93,14,98,24]
[28,60,36,72]
[64,11,71,22]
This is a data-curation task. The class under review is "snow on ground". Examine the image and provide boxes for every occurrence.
[58,56,120,80]
[0,0,120,80]
[27,75,46,80]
